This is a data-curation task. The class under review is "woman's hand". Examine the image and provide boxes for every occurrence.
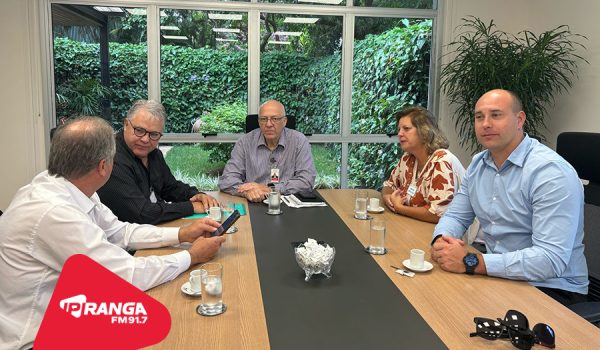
[389,190,408,213]
[382,187,396,212]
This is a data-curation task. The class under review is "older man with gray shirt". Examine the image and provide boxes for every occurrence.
[218,100,316,202]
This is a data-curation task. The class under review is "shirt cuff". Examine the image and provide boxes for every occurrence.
[481,254,504,278]
[430,234,443,246]
[172,250,192,275]
[162,227,181,246]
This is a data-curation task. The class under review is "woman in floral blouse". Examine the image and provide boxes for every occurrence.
[381,107,465,223]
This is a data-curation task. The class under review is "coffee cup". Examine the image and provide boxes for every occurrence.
[189,269,205,293]
[410,249,425,269]
[369,197,380,210]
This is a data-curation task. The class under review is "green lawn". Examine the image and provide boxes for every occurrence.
[164,143,340,190]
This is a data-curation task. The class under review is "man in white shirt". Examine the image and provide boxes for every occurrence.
[0,116,226,350]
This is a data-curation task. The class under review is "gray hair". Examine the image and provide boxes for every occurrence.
[48,116,116,180]
[127,99,167,123]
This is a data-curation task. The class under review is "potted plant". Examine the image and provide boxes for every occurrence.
[441,16,588,152]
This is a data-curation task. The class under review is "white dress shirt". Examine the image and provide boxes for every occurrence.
[0,171,191,350]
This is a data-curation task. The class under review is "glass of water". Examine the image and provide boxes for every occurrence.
[267,190,282,215]
[368,218,386,255]
[197,263,226,316]
[354,190,368,220]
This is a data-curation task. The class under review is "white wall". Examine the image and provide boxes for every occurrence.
[439,0,600,166]
[528,0,600,150]
[0,0,45,209]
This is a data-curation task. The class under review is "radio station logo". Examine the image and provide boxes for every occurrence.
[59,294,148,324]
[35,254,170,349]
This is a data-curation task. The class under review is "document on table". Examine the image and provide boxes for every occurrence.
[282,194,327,208]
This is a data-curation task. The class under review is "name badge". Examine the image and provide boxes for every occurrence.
[270,168,280,184]
[407,184,417,197]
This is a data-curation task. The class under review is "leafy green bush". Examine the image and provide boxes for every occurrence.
[197,102,247,165]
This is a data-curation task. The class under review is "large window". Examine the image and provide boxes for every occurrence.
[47,1,438,190]
[159,8,248,134]
[260,13,342,135]
[52,4,148,129]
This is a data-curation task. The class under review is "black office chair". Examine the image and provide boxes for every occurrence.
[245,114,296,133]
[557,132,600,326]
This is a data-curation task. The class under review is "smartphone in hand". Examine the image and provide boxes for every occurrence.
[211,210,241,236]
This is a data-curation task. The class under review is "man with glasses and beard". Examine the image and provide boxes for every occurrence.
[218,100,316,202]
[98,100,219,224]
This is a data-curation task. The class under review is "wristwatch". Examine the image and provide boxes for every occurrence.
[463,253,479,275]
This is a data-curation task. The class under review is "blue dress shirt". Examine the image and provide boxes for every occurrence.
[433,135,588,294]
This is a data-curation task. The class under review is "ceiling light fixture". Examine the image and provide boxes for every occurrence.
[283,17,319,24]
[93,6,123,13]
[209,14,243,21]
[125,9,167,17]
[213,28,241,33]
[163,35,188,40]
[273,31,303,36]
[160,26,180,31]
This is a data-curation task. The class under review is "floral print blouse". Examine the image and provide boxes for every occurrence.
[383,149,465,217]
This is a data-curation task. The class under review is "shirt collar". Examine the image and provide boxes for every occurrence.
[60,175,98,215]
[258,128,288,149]
[483,134,532,170]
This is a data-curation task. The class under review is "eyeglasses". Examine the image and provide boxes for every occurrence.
[470,310,555,350]
[126,119,163,141]
[258,116,286,124]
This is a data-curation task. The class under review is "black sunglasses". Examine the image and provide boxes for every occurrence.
[470,309,555,349]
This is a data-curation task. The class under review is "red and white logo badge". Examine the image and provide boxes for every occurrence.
[35,254,171,349]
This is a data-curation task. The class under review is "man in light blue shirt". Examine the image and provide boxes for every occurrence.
[431,89,588,305]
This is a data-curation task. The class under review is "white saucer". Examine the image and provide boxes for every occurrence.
[181,281,201,296]
[402,259,433,272]
[263,199,269,205]
[367,206,385,213]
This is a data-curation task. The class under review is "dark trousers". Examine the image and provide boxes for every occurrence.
[538,286,588,306]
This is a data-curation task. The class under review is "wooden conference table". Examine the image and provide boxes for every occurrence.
[137,190,600,349]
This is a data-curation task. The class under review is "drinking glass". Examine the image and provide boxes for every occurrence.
[197,263,226,316]
[368,219,386,255]
[267,191,282,215]
[354,190,368,219]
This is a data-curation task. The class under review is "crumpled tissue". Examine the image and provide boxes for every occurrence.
[294,238,336,282]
